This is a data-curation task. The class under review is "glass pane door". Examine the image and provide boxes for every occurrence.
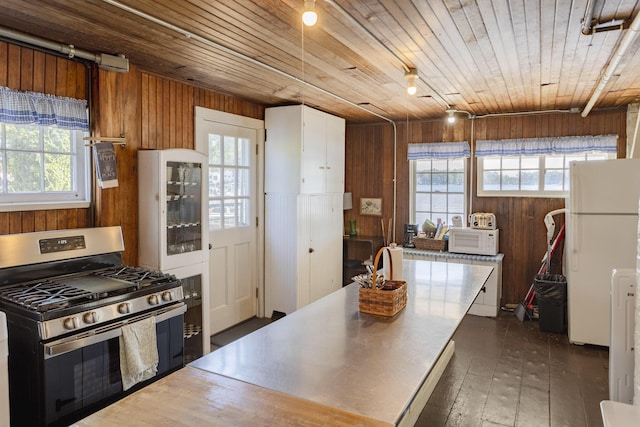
[166,161,203,256]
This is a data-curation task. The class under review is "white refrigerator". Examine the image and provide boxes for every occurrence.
[566,158,640,346]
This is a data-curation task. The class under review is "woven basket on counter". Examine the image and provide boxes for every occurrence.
[358,247,407,317]
[413,236,446,251]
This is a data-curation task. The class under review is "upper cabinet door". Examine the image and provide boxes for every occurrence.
[325,114,346,193]
[265,105,345,195]
[300,107,327,194]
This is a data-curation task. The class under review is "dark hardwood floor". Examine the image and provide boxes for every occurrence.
[417,312,608,427]
[210,311,609,427]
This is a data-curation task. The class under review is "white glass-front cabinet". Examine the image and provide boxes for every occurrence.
[138,149,208,271]
[138,149,210,360]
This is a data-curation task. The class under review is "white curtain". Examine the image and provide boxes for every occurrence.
[0,86,88,131]
[407,141,470,160]
[476,134,617,156]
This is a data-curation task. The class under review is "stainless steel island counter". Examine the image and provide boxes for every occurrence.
[191,259,493,426]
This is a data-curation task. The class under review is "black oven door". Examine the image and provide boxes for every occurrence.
[40,304,185,427]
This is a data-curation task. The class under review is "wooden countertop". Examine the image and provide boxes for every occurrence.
[73,365,391,427]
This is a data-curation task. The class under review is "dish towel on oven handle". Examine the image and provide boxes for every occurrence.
[119,316,159,391]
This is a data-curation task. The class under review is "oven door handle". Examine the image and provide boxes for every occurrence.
[43,303,186,359]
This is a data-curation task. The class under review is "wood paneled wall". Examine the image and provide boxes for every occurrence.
[91,68,264,265]
[345,108,627,305]
[0,42,92,235]
[1,41,264,266]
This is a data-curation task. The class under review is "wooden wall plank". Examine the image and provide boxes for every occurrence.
[0,42,7,87]
[55,58,68,97]
[32,50,45,92]
[19,47,34,91]
[7,44,20,88]
[44,54,57,95]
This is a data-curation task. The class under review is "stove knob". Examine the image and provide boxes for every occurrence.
[117,303,131,315]
[148,294,159,306]
[83,311,99,324]
[63,317,79,330]
[161,291,173,302]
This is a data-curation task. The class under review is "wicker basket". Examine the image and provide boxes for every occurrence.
[359,247,407,317]
[413,236,446,251]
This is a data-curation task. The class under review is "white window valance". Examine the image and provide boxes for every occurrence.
[475,134,617,157]
[408,141,470,160]
[0,86,88,131]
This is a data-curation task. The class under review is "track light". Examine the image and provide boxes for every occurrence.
[446,109,456,123]
[302,0,318,26]
[404,68,418,95]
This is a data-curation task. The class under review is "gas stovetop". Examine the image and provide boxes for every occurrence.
[0,266,176,313]
[0,227,184,341]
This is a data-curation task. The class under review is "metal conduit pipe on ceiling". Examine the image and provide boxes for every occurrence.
[0,26,129,72]
[582,10,640,117]
[99,0,403,241]
[581,0,597,35]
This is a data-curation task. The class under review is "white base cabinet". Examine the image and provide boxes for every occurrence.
[403,249,503,317]
[265,193,343,315]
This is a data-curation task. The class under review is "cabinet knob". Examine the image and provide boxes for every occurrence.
[309,248,314,253]
[209,243,213,250]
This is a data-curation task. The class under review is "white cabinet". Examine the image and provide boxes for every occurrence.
[264,105,345,316]
[265,105,345,195]
[403,249,503,317]
[138,149,210,360]
[265,193,343,315]
[468,259,501,317]
[138,149,208,271]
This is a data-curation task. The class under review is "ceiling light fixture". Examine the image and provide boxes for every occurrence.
[404,68,418,95]
[302,0,318,26]
[446,109,456,123]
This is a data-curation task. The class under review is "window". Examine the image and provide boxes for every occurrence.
[476,135,617,197]
[408,141,470,226]
[412,158,466,226]
[478,152,614,196]
[207,133,250,230]
[0,87,90,211]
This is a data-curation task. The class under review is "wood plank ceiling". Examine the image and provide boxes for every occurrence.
[0,0,639,123]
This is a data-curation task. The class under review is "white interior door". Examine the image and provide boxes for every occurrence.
[195,107,264,335]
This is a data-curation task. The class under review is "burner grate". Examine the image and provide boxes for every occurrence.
[0,265,179,314]
[95,266,175,287]
[0,280,94,311]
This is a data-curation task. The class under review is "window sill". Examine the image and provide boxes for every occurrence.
[0,200,91,212]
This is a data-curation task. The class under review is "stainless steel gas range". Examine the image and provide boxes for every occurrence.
[0,226,186,427]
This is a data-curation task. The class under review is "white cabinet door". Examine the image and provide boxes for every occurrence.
[265,106,302,194]
[301,107,327,194]
[298,194,343,307]
[309,194,343,302]
[468,259,501,317]
[325,114,345,193]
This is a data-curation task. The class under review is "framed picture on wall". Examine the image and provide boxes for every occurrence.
[360,197,382,216]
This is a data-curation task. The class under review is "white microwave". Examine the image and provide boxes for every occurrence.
[448,228,499,256]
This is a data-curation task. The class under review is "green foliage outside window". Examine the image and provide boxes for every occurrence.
[2,123,75,194]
